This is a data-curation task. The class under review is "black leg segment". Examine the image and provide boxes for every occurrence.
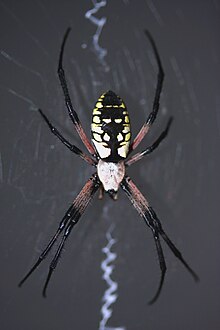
[57,28,95,155]
[130,30,165,151]
[121,176,199,303]
[39,109,96,166]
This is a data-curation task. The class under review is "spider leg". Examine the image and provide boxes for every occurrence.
[19,173,100,295]
[39,109,96,166]
[42,214,79,297]
[58,27,95,155]
[148,229,166,304]
[120,176,198,303]
[130,30,164,152]
[18,202,75,287]
[126,117,173,166]
[148,207,199,282]
[98,186,104,200]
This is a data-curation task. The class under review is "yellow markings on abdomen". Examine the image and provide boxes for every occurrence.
[96,102,103,108]
[92,139,111,158]
[91,91,132,160]
[115,118,122,123]
[124,115,129,123]
[103,118,111,124]
[103,133,110,141]
[117,133,123,142]
[93,115,101,124]
[122,126,130,134]
[91,125,103,134]
[118,143,130,158]
[125,132,131,141]
[93,108,101,115]
[93,133,102,142]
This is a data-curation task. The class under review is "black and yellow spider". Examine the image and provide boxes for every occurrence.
[19,28,198,303]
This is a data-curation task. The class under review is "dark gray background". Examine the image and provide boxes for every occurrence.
[0,1,219,329]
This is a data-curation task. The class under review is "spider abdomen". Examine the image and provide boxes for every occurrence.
[91,90,131,162]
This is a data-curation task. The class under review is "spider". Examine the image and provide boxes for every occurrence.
[19,27,198,303]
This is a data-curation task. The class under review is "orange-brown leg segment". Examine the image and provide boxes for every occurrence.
[126,117,173,166]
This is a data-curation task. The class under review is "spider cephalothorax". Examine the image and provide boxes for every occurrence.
[19,28,198,303]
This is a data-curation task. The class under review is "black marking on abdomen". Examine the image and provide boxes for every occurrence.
[91,91,131,162]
